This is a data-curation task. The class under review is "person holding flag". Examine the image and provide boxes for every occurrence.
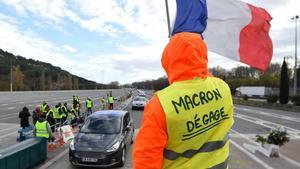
[133,0,272,169]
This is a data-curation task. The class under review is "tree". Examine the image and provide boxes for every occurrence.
[13,65,24,91]
[279,59,289,104]
[72,78,79,90]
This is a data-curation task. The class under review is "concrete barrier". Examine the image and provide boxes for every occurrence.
[0,138,47,169]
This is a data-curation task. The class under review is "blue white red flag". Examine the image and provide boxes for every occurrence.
[169,0,273,72]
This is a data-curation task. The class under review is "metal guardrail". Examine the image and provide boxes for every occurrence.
[0,138,47,169]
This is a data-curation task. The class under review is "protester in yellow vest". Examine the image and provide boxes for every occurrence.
[85,97,93,116]
[108,93,114,110]
[35,113,54,141]
[133,33,234,169]
[101,97,107,110]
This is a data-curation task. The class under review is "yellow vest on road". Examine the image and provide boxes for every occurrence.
[35,121,49,139]
[157,77,234,169]
[108,97,114,104]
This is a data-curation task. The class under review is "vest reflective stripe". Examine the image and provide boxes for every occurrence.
[108,97,114,104]
[86,100,93,108]
[46,109,54,118]
[157,77,234,169]
[35,121,49,138]
[60,106,67,118]
[210,157,229,169]
[41,104,47,112]
[164,137,228,160]
[71,109,78,117]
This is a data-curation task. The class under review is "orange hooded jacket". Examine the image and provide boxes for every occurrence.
[133,32,211,169]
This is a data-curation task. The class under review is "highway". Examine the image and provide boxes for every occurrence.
[0,90,300,169]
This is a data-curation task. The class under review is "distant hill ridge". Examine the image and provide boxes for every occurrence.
[0,49,112,91]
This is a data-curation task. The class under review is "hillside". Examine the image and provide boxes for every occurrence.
[0,49,104,91]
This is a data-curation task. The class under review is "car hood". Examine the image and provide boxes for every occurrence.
[75,132,119,151]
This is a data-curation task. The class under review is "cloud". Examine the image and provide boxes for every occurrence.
[0,0,300,84]
[62,45,77,53]
[0,0,67,23]
[0,12,76,73]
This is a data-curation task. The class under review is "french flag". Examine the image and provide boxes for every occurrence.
[169,0,273,72]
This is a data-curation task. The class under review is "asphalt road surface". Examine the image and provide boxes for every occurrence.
[1,90,300,169]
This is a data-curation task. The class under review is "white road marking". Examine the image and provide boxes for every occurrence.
[1,103,8,106]
[0,126,18,132]
[0,114,18,120]
[231,129,300,168]
[0,113,18,119]
[0,131,17,139]
[235,114,300,137]
[230,139,274,169]
[7,107,15,110]
[235,107,300,123]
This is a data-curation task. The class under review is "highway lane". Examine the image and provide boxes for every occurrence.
[42,94,300,169]
[1,90,300,169]
[0,89,126,124]
[0,89,129,149]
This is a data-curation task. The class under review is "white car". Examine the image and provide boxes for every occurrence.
[132,97,148,110]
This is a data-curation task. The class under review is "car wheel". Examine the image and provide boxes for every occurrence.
[117,147,126,167]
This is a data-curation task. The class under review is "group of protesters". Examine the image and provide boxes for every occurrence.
[17,92,117,142]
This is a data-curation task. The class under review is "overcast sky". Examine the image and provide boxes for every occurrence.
[0,0,299,84]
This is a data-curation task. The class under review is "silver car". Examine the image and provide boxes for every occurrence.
[132,97,148,110]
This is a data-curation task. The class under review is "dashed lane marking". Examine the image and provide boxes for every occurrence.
[235,107,300,123]
[0,126,18,132]
[0,131,17,139]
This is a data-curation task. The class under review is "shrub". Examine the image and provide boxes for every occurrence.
[291,95,300,106]
[243,95,249,101]
[256,127,290,146]
[267,95,278,103]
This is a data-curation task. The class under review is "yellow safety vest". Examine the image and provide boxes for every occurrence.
[35,121,49,139]
[53,107,61,119]
[86,99,93,108]
[157,77,234,169]
[108,97,114,104]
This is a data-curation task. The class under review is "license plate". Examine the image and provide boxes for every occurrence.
[82,157,98,162]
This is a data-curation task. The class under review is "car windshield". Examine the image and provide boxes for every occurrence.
[80,115,121,134]
[134,97,146,102]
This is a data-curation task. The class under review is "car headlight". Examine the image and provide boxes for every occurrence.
[70,139,75,150]
[107,141,120,152]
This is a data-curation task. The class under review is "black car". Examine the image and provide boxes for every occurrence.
[69,110,134,168]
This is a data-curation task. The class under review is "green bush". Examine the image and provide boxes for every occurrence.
[256,127,290,146]
[267,95,278,103]
[291,95,300,106]
[243,95,249,101]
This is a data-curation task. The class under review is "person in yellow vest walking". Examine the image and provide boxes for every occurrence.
[108,93,115,110]
[133,33,234,169]
[46,107,55,132]
[101,96,107,110]
[35,113,54,141]
[85,97,93,116]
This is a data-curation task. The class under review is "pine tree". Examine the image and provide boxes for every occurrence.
[279,58,289,104]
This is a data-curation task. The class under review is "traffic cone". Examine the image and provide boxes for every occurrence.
[48,143,55,152]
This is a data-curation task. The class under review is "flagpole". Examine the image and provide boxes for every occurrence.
[165,0,171,39]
